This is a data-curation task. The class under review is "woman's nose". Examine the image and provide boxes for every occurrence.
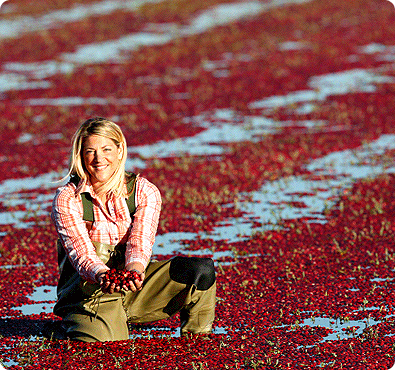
[94,151,103,161]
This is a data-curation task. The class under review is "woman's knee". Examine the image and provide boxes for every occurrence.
[63,304,129,342]
[169,256,216,290]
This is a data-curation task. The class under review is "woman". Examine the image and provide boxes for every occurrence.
[51,117,216,342]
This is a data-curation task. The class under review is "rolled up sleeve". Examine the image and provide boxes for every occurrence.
[125,177,162,270]
[51,184,109,283]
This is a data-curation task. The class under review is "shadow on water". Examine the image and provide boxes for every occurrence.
[0,318,227,341]
[0,318,64,339]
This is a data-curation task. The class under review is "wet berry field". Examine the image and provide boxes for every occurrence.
[0,0,395,368]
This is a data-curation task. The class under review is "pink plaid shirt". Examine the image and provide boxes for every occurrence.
[51,175,161,283]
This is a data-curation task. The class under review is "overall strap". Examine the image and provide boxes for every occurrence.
[70,173,138,222]
[125,172,137,218]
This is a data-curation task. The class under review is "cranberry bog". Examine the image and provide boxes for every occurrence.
[1,0,395,369]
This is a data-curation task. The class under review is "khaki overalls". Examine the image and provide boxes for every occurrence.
[54,174,216,342]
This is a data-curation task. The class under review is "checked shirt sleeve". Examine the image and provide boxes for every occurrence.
[125,177,162,270]
[51,184,109,283]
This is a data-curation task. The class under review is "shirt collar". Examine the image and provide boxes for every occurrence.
[73,178,94,197]
[73,177,130,199]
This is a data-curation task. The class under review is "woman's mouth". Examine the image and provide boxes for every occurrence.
[93,164,108,171]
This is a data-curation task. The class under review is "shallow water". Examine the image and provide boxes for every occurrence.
[7,131,395,319]
[0,0,313,92]
[2,1,395,349]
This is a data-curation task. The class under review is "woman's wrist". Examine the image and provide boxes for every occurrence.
[129,268,143,275]
[95,269,108,284]
[125,262,145,274]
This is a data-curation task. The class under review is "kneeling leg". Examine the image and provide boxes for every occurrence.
[123,256,216,334]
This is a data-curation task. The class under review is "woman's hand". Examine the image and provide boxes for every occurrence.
[96,265,145,294]
[125,262,145,292]
[96,269,118,294]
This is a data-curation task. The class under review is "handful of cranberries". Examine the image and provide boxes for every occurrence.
[102,268,142,288]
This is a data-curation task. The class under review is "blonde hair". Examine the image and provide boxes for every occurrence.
[67,117,129,196]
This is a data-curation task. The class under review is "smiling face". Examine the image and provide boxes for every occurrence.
[82,135,122,192]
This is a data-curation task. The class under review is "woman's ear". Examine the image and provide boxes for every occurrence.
[118,144,123,159]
